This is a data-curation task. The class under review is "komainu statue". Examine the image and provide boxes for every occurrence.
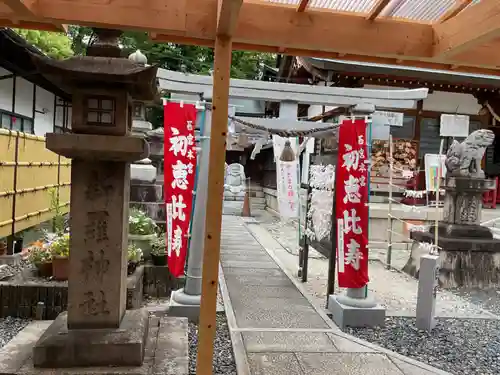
[445,129,495,178]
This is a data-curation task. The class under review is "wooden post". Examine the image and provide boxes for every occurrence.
[196,35,232,375]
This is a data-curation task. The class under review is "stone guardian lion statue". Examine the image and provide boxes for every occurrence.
[445,129,495,178]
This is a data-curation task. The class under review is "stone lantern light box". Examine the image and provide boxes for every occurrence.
[71,90,130,135]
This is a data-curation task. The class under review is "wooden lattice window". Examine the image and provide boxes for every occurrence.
[85,96,115,126]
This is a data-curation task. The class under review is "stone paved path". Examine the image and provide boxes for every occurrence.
[219,215,452,375]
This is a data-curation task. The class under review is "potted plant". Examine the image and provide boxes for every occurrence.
[127,244,143,275]
[128,208,157,259]
[27,241,53,277]
[50,233,70,281]
[151,235,167,266]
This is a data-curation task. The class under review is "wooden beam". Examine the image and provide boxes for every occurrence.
[10,0,500,70]
[33,0,191,34]
[366,0,391,21]
[195,35,232,375]
[217,0,243,37]
[434,0,500,58]
[0,18,64,32]
[151,33,500,77]
[297,0,310,13]
[437,0,472,23]
[3,0,35,16]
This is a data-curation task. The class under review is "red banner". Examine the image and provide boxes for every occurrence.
[335,119,369,288]
[164,102,197,277]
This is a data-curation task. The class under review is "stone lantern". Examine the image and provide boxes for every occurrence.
[5,29,181,372]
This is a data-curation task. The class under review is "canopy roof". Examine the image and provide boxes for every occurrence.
[0,0,499,76]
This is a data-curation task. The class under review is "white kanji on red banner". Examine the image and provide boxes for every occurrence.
[335,119,369,288]
[164,103,198,278]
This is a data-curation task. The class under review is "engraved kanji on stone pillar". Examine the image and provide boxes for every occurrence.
[68,160,130,329]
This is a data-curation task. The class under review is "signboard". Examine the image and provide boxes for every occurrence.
[273,135,300,219]
[335,119,369,288]
[424,154,446,192]
[440,114,469,138]
[373,111,404,127]
[277,160,299,218]
[164,102,197,277]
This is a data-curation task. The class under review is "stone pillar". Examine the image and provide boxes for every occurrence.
[68,160,129,329]
[416,254,439,331]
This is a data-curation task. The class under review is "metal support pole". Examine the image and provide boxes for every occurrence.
[169,108,212,319]
[386,134,393,269]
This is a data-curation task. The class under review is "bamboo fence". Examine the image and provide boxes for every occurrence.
[0,129,71,238]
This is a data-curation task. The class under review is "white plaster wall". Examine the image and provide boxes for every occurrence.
[14,77,34,118]
[34,87,54,136]
[0,67,13,112]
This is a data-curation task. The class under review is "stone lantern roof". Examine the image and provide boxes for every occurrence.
[29,54,158,101]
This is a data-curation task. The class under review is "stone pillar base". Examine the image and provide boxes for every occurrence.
[33,309,149,368]
[328,295,386,329]
[168,288,224,323]
[0,314,188,375]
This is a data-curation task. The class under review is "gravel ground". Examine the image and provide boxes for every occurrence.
[346,317,500,375]
[188,313,236,375]
[0,317,29,348]
[450,287,500,316]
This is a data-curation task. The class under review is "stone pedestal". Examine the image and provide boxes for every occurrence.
[404,176,500,288]
[328,287,385,329]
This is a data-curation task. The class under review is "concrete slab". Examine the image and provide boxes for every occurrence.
[234,304,329,329]
[296,353,404,375]
[0,316,188,375]
[225,274,294,287]
[222,260,279,269]
[227,284,306,299]
[222,267,284,277]
[230,294,313,311]
[326,333,376,353]
[242,331,337,353]
[220,253,274,263]
[247,353,303,375]
[389,357,440,375]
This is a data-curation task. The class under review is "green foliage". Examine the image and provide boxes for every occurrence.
[50,233,70,258]
[127,244,143,263]
[151,234,166,256]
[129,208,157,236]
[48,188,66,235]
[15,29,73,60]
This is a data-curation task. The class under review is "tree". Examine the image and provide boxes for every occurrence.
[67,27,276,80]
[14,29,73,60]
